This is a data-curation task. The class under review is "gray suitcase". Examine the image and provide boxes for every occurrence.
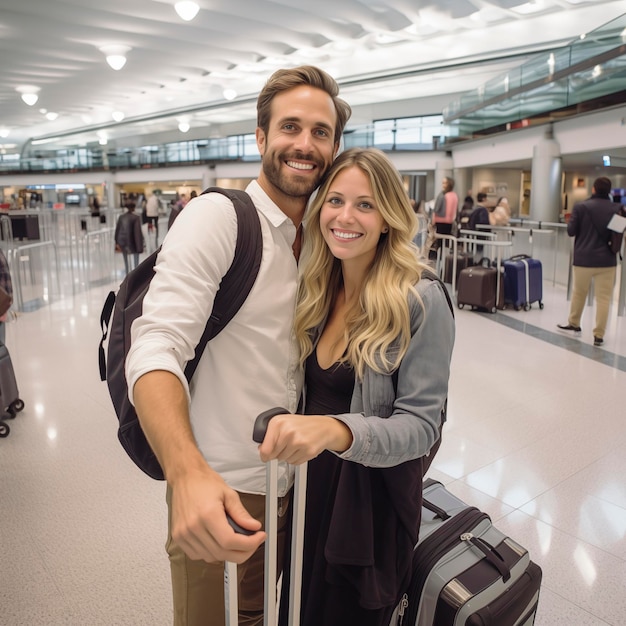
[0,342,24,438]
[391,479,541,625]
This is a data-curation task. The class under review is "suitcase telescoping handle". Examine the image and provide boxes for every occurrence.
[225,407,288,537]
[225,407,306,626]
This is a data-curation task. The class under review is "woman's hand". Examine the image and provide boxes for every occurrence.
[258,414,353,465]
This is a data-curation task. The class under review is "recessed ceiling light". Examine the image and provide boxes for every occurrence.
[99,45,131,70]
[45,112,59,121]
[223,88,237,100]
[112,111,125,122]
[175,1,200,21]
[178,121,190,132]
[16,85,40,106]
[0,129,10,139]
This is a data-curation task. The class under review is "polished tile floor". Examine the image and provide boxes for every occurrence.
[1,254,625,625]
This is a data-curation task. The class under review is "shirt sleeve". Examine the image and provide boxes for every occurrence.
[567,204,581,237]
[125,193,238,404]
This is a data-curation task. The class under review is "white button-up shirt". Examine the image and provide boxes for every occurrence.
[126,181,302,496]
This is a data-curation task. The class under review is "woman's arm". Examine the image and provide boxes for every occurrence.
[332,279,455,467]
[259,279,455,468]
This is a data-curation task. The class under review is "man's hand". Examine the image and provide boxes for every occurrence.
[169,466,265,564]
[257,414,353,465]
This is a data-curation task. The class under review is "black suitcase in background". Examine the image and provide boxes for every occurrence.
[0,342,25,437]
[390,480,542,626]
[443,252,474,285]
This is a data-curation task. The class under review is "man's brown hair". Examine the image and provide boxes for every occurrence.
[257,65,351,145]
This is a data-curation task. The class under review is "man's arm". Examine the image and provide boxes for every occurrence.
[133,370,265,563]
[567,204,581,237]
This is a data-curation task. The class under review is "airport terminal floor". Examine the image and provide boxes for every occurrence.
[1,251,625,625]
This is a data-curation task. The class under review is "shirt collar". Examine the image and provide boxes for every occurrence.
[246,180,294,228]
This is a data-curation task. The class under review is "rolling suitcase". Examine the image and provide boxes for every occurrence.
[456,259,504,314]
[443,252,473,285]
[391,479,542,626]
[503,255,544,311]
[0,342,25,438]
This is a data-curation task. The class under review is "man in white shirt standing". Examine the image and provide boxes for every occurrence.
[125,66,351,626]
[145,192,160,248]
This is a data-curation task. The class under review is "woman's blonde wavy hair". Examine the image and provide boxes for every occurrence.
[295,147,429,379]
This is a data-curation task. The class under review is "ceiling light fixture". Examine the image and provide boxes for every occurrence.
[45,112,59,121]
[175,1,200,21]
[111,111,125,122]
[512,0,545,15]
[99,45,131,70]
[0,129,10,139]
[178,121,190,132]
[16,85,40,106]
[223,88,237,101]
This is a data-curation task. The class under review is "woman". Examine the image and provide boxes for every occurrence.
[259,148,455,625]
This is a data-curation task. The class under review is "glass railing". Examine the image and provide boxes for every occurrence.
[443,13,626,137]
[0,116,455,175]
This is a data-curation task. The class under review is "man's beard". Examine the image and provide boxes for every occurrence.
[261,150,327,199]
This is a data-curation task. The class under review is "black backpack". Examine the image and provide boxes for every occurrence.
[98,187,263,479]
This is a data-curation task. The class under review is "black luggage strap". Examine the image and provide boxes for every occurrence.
[462,534,512,582]
[422,497,451,521]
[98,291,116,381]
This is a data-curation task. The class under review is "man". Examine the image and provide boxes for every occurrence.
[125,66,351,626]
[557,176,620,346]
[114,202,143,274]
[467,192,490,231]
[145,192,160,247]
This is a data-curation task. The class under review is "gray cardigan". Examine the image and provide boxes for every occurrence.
[308,277,455,468]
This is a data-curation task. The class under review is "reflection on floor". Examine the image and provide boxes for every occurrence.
[1,264,625,625]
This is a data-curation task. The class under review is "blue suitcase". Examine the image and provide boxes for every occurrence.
[503,255,543,311]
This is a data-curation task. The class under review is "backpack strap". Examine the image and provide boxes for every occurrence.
[184,187,263,380]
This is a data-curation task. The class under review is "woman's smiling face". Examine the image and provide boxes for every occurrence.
[319,165,387,270]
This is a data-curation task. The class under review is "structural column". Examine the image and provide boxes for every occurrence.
[530,129,562,222]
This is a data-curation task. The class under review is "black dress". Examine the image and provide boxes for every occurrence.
[279,350,413,626]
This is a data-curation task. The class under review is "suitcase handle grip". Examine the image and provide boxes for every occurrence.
[252,406,289,443]
[226,407,289,535]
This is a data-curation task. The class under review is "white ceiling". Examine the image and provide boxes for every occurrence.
[1,0,625,152]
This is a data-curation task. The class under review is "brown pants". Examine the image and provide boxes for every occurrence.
[569,265,616,339]
[166,488,290,626]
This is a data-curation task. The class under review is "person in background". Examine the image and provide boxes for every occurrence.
[125,65,351,626]
[114,202,143,274]
[458,193,474,230]
[90,195,101,217]
[557,176,621,346]
[0,248,13,344]
[260,148,455,626]
[430,176,458,258]
[145,192,160,247]
[489,196,510,226]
